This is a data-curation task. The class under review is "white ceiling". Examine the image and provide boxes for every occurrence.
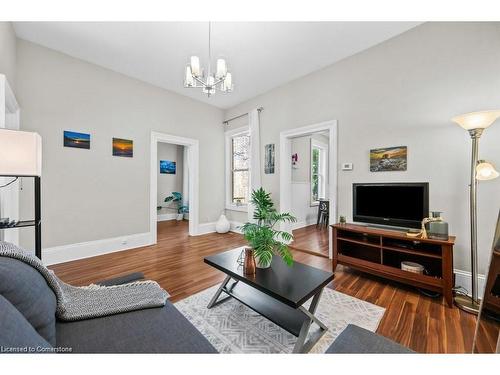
[13,22,421,109]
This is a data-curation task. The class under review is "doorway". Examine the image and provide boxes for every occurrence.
[279,120,338,259]
[150,132,199,244]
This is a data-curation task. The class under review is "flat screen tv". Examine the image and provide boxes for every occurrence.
[353,183,429,229]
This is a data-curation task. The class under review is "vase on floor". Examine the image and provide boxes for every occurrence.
[215,214,230,233]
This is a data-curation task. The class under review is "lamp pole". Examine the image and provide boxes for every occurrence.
[452,110,500,314]
[454,129,482,313]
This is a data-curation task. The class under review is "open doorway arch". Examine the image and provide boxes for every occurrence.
[150,131,199,244]
[279,120,338,259]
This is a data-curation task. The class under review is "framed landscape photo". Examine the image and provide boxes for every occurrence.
[370,146,407,172]
[63,130,90,149]
[160,160,176,174]
[112,138,133,157]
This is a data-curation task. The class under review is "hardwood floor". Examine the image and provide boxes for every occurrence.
[291,224,329,257]
[49,220,485,353]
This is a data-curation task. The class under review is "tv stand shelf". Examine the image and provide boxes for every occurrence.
[332,223,456,307]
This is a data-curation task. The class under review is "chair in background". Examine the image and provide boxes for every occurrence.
[316,199,329,228]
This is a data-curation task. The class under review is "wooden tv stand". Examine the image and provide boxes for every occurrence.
[332,223,456,307]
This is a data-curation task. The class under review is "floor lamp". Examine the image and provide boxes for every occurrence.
[452,110,500,314]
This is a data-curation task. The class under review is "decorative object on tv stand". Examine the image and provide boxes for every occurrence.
[339,215,346,224]
[264,144,275,174]
[163,192,189,221]
[452,109,500,314]
[184,22,233,97]
[406,212,449,240]
[112,137,133,157]
[63,130,90,149]
[240,188,296,268]
[401,261,424,274]
[0,129,42,259]
[425,211,449,240]
[215,213,230,233]
[370,146,407,172]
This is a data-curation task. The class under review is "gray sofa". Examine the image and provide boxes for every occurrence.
[0,254,411,354]
[0,256,216,353]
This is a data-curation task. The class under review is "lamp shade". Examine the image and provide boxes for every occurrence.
[0,129,42,176]
[476,160,499,181]
[451,110,500,131]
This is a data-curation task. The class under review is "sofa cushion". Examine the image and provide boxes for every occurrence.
[326,324,413,353]
[0,257,57,346]
[56,300,217,353]
[0,294,53,353]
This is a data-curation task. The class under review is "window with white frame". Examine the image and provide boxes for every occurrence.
[311,139,328,205]
[225,128,250,211]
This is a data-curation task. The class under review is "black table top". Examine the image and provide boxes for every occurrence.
[204,248,334,308]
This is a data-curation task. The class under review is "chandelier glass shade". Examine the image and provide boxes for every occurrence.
[184,23,233,97]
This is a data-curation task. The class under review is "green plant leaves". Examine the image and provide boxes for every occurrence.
[240,188,297,267]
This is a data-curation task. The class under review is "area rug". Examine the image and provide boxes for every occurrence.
[174,284,385,353]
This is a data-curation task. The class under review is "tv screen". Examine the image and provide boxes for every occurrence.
[353,183,429,228]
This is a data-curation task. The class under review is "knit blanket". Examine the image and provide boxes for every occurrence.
[0,241,169,321]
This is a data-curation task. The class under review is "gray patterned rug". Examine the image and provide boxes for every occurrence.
[175,285,385,353]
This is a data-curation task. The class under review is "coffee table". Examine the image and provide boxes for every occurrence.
[204,248,334,353]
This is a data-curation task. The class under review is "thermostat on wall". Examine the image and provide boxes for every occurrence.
[342,163,353,171]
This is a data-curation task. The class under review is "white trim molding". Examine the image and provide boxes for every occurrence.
[454,269,486,298]
[280,120,338,259]
[157,213,178,222]
[42,232,152,266]
[150,131,199,243]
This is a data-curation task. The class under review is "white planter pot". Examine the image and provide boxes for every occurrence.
[255,253,272,269]
[176,213,184,221]
[215,214,230,233]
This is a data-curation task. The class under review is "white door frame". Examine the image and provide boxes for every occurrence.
[150,131,199,244]
[279,120,338,259]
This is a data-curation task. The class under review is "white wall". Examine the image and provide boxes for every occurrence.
[16,39,225,252]
[157,143,184,216]
[224,22,500,275]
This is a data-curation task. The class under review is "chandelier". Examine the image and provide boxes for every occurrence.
[184,22,233,97]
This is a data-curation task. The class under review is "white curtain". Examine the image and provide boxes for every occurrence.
[248,108,261,222]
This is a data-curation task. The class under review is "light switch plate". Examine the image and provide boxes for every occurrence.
[342,163,353,171]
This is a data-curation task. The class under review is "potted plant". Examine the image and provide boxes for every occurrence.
[164,192,189,221]
[240,188,297,268]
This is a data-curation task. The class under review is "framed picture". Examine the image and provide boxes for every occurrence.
[112,138,133,157]
[160,160,176,174]
[63,130,90,149]
[264,144,275,174]
[370,146,407,172]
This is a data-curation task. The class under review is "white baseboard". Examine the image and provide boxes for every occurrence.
[454,269,486,297]
[157,213,177,222]
[195,222,216,235]
[43,232,152,266]
[291,218,317,231]
[230,221,244,234]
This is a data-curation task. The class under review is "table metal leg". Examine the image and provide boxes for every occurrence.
[207,275,232,309]
[292,289,328,353]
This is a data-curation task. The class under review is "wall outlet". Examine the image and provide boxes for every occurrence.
[342,163,353,171]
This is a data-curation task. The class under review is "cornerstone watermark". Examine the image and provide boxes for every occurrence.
[1,346,73,353]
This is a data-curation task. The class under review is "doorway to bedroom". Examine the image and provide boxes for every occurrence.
[150,132,199,245]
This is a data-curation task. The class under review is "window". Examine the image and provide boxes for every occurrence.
[226,128,250,211]
[311,139,328,205]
